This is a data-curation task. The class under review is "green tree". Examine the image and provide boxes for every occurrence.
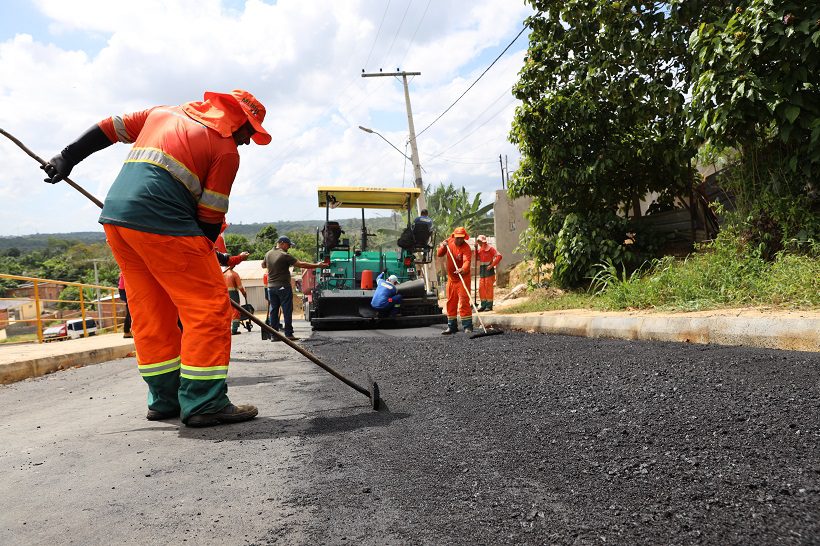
[250,224,279,259]
[224,233,251,257]
[424,183,494,239]
[509,1,720,286]
[284,231,318,262]
[689,0,820,243]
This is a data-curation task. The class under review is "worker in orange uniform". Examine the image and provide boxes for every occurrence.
[224,267,247,335]
[475,234,502,312]
[437,226,473,335]
[42,89,270,427]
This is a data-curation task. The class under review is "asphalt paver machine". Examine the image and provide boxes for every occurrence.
[302,186,446,330]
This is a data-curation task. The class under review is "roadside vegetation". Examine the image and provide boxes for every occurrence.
[507,1,819,312]
[506,229,819,313]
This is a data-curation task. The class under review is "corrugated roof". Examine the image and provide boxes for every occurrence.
[0,299,31,310]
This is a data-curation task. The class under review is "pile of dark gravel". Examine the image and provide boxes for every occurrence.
[264,332,820,545]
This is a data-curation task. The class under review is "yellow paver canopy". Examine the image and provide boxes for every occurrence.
[317,186,421,211]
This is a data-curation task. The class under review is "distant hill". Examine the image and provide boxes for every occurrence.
[0,232,107,253]
[225,216,404,239]
[0,216,407,252]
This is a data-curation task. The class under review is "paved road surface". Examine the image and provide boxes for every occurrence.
[2,322,818,545]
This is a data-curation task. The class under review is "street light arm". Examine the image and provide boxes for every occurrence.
[359,125,413,162]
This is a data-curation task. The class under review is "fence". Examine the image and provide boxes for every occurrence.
[0,274,124,344]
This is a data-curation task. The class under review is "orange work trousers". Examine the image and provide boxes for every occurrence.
[479,275,495,301]
[446,275,472,320]
[104,225,231,382]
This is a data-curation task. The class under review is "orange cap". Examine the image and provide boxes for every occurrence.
[452,226,469,240]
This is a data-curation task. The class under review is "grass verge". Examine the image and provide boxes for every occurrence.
[504,235,819,314]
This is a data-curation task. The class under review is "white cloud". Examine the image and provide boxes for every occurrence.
[0,0,532,235]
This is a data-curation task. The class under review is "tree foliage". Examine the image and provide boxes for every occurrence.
[689,0,820,242]
[510,0,819,286]
[247,224,279,259]
[424,183,494,239]
[224,233,251,257]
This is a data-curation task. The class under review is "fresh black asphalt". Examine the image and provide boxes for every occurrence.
[258,330,820,545]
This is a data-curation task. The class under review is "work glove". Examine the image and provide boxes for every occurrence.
[42,125,113,184]
[197,220,222,243]
[42,152,74,184]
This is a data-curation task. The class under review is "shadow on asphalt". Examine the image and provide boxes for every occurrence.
[229,356,290,364]
[226,374,288,387]
[175,410,410,441]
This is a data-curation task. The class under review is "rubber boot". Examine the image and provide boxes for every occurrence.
[478,300,488,312]
[486,301,493,311]
[144,369,181,420]
[461,318,474,335]
[441,319,458,335]
[231,320,240,335]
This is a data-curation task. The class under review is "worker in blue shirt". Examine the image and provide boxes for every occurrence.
[371,274,402,317]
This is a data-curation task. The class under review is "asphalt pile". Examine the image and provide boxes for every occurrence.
[262,332,820,545]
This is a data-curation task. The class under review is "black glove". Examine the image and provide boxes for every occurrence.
[42,152,74,184]
[42,124,113,184]
[197,220,221,243]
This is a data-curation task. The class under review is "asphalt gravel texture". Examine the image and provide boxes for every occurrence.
[261,331,820,546]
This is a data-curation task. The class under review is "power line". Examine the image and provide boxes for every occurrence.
[380,0,413,69]
[415,24,528,138]
[397,0,431,68]
[364,0,392,70]
[425,97,517,161]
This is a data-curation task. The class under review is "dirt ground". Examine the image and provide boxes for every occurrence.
[261,330,820,545]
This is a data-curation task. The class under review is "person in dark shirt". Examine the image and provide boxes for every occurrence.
[262,236,328,341]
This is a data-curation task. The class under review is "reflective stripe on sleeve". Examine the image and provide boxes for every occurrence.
[180,363,229,381]
[199,189,229,213]
[138,356,181,377]
[112,116,133,143]
[125,147,203,200]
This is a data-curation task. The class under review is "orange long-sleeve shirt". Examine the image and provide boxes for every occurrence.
[98,105,241,236]
[437,237,472,279]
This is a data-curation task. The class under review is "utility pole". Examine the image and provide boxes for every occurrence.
[361,70,426,211]
[362,69,433,291]
[505,155,509,186]
[499,154,506,189]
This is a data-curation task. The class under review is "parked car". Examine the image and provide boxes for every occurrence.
[43,323,68,341]
[43,318,97,342]
[67,318,97,339]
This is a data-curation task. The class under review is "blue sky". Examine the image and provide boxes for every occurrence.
[0,0,532,235]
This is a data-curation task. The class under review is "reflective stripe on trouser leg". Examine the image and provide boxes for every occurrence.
[103,225,232,422]
[138,356,181,414]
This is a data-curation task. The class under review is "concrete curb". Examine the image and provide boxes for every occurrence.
[484,313,820,352]
[0,345,136,385]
